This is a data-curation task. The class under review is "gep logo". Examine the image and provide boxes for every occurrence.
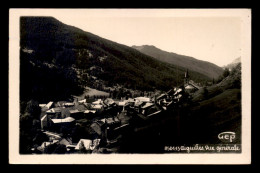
[218,132,236,143]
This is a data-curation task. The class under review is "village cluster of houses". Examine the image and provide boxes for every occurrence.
[35,96,157,153]
[33,70,200,153]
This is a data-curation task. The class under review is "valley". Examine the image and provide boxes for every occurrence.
[19,17,242,154]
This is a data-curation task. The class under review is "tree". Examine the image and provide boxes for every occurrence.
[33,131,49,145]
[223,68,230,78]
[202,87,209,99]
[44,143,58,154]
[25,99,41,119]
[20,100,42,154]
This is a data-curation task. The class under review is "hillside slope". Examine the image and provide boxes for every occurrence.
[20,17,211,102]
[132,45,223,79]
[192,63,241,102]
[223,57,241,70]
[181,63,242,144]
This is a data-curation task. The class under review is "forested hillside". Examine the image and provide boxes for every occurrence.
[132,45,223,79]
[20,17,211,102]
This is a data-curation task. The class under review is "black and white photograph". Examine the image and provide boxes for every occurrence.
[9,9,251,164]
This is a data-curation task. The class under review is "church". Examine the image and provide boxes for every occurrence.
[184,69,200,93]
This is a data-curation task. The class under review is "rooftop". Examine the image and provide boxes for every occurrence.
[69,109,80,114]
[46,101,54,108]
[142,103,154,109]
[92,99,102,105]
[41,114,47,121]
[104,98,115,105]
[134,97,150,102]
[39,104,47,108]
[106,118,114,124]
[84,110,96,114]
[91,123,102,135]
[118,101,127,106]
[78,99,86,103]
[63,102,75,106]
[92,104,103,109]
[75,139,101,150]
[157,94,166,100]
[51,117,75,123]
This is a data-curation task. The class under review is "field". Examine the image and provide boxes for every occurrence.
[74,86,109,100]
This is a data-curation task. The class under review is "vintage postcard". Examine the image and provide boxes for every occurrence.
[9,9,251,164]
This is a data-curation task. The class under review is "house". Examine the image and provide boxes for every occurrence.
[41,114,50,129]
[134,97,150,103]
[134,100,144,107]
[105,118,115,126]
[78,99,86,104]
[117,101,129,111]
[161,100,174,110]
[105,117,121,129]
[60,108,71,118]
[43,131,62,141]
[174,88,183,95]
[118,101,127,106]
[74,104,88,112]
[92,99,102,105]
[39,104,47,108]
[36,140,59,152]
[63,102,75,107]
[90,122,103,136]
[103,98,116,107]
[184,83,200,93]
[141,102,154,115]
[66,145,77,152]
[156,94,167,101]
[69,109,83,119]
[50,117,76,132]
[84,110,96,114]
[75,139,101,151]
[83,109,96,119]
[134,101,146,113]
[127,98,135,102]
[91,104,104,113]
[46,108,62,118]
[51,117,75,124]
[114,116,120,124]
[92,104,103,109]
[59,138,73,146]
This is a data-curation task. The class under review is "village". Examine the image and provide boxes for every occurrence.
[31,71,201,154]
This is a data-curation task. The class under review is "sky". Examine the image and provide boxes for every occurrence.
[19,9,244,67]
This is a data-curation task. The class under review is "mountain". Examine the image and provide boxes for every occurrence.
[132,45,223,79]
[20,17,212,102]
[223,57,241,70]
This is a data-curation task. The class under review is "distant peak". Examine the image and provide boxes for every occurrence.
[232,57,241,64]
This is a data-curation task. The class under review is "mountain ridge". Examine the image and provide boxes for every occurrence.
[132,45,223,79]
